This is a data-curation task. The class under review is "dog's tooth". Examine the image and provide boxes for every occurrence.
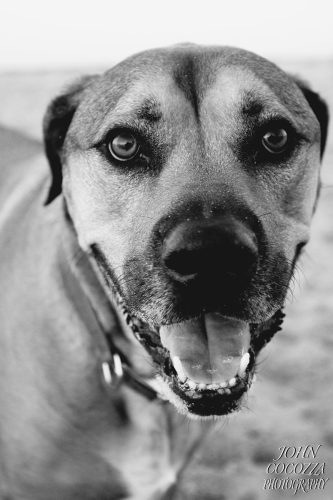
[187,380,197,390]
[217,388,225,395]
[219,381,227,389]
[211,383,220,390]
[172,356,186,382]
[238,352,250,377]
[225,388,231,395]
[198,383,206,391]
[228,377,237,387]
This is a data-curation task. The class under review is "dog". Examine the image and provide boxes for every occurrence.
[0,44,329,499]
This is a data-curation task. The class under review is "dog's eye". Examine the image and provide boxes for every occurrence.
[262,128,288,154]
[108,132,140,161]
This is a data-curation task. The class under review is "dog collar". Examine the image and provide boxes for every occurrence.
[60,211,164,403]
[100,325,164,402]
[86,279,165,402]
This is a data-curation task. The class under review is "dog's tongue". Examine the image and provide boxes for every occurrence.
[160,314,250,384]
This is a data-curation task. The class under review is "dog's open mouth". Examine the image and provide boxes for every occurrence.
[158,314,253,415]
[119,300,284,418]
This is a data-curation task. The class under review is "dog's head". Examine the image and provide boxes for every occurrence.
[43,45,328,418]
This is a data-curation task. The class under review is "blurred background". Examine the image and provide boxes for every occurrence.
[1,1,333,498]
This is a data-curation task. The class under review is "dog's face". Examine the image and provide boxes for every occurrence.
[44,45,328,418]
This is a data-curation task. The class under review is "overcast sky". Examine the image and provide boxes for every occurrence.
[1,0,332,70]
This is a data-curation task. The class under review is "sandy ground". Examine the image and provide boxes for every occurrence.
[0,59,333,499]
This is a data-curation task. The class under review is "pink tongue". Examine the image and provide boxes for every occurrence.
[159,314,250,384]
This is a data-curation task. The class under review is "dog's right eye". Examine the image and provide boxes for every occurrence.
[107,131,140,161]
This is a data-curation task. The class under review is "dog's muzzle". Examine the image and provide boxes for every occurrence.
[94,211,286,418]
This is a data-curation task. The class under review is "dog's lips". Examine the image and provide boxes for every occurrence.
[159,313,251,385]
[129,312,255,416]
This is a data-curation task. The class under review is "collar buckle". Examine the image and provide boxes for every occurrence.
[101,353,124,388]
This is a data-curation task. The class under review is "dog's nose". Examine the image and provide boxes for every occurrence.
[161,216,258,283]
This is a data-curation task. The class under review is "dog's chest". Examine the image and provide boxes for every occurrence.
[100,395,179,498]
[52,390,206,500]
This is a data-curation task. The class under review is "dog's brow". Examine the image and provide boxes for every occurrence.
[241,92,264,116]
[135,98,162,122]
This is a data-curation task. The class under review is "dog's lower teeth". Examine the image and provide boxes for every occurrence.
[177,376,242,393]
[172,350,251,393]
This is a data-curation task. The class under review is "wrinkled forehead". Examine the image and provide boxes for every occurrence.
[72,48,317,145]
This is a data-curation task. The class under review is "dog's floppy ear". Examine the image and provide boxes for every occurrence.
[292,77,329,159]
[43,75,96,205]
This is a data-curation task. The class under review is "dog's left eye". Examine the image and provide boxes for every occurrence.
[261,128,288,154]
[108,132,140,161]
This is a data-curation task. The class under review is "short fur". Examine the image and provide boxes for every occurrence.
[0,45,328,499]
